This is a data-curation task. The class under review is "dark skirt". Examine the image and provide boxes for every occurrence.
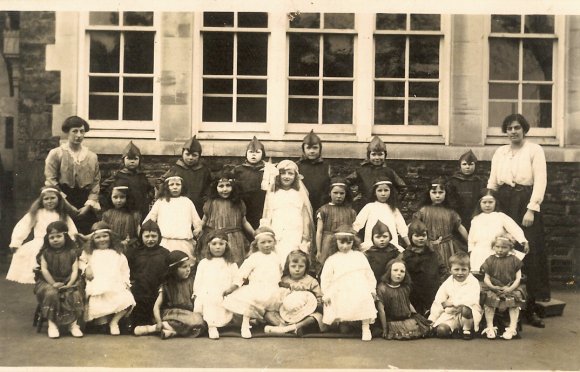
[60,184,98,234]
[35,281,84,326]
[161,308,204,337]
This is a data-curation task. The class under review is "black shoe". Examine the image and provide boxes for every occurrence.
[537,297,551,302]
[462,330,473,340]
[527,313,545,328]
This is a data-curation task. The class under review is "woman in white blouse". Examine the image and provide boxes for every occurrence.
[487,113,549,328]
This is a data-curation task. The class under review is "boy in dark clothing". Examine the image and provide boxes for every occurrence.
[234,136,267,229]
[297,130,331,213]
[448,149,484,232]
[365,220,401,283]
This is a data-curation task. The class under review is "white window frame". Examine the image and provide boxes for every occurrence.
[483,14,565,142]
[78,12,161,139]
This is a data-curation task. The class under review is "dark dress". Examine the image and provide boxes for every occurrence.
[101,168,154,222]
[34,247,84,325]
[480,255,527,308]
[126,243,170,325]
[234,161,266,229]
[402,246,448,315]
[365,245,400,283]
[448,172,484,232]
[377,283,431,340]
[346,161,406,205]
[160,275,203,337]
[101,208,140,250]
[316,203,357,265]
[297,157,331,213]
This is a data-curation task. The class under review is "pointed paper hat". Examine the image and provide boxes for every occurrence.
[302,129,322,147]
[367,136,387,156]
[122,141,141,158]
[459,149,478,163]
[371,219,392,237]
[246,136,266,157]
[182,135,202,154]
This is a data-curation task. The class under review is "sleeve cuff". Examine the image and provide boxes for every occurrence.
[526,202,540,213]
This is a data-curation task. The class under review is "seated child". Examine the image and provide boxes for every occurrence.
[428,251,482,340]
[365,220,401,282]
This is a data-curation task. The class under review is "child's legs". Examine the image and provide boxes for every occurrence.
[484,305,497,328]
[36,284,59,322]
[459,305,473,331]
[435,323,453,338]
[110,307,130,326]
[508,307,520,330]
[264,311,287,326]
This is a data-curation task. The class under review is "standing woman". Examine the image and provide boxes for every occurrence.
[487,113,549,328]
[44,116,101,234]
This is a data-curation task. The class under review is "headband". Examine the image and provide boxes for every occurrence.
[431,183,443,188]
[218,178,234,183]
[331,182,347,187]
[41,187,60,194]
[169,256,189,267]
[113,186,129,191]
[374,180,392,187]
[334,232,354,237]
[93,229,111,235]
[255,231,275,239]
[165,176,183,182]
[481,195,495,200]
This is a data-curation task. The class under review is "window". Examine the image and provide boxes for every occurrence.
[487,15,557,135]
[287,13,355,128]
[83,12,157,136]
[373,14,443,133]
[201,12,269,127]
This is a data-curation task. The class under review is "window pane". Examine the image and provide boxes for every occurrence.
[123,96,153,120]
[124,78,153,93]
[238,33,268,76]
[375,36,405,78]
[323,99,352,124]
[409,101,438,125]
[203,33,233,75]
[124,12,153,26]
[488,101,517,127]
[409,82,438,98]
[323,81,352,96]
[375,81,404,97]
[522,102,552,128]
[410,14,440,31]
[289,80,319,95]
[89,77,118,93]
[376,14,406,30]
[89,12,119,26]
[489,83,518,99]
[523,83,552,100]
[523,39,553,81]
[288,98,318,123]
[89,95,118,120]
[204,12,234,27]
[323,35,354,77]
[324,13,354,29]
[237,98,267,122]
[491,15,521,33]
[489,39,518,80]
[289,34,319,77]
[124,32,154,74]
[238,79,267,94]
[203,97,232,121]
[525,15,554,34]
[409,37,439,78]
[238,12,268,28]
[289,13,320,29]
[203,79,233,94]
[374,100,404,125]
[90,32,120,73]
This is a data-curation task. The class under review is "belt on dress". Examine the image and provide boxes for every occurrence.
[499,183,532,192]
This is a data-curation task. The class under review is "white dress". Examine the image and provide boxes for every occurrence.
[6,209,77,284]
[353,202,408,251]
[320,250,377,325]
[82,249,136,321]
[268,189,306,264]
[193,257,238,327]
[222,251,282,320]
[468,212,527,272]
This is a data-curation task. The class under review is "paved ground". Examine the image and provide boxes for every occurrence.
[0,259,578,370]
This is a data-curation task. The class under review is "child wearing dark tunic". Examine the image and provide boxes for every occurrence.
[365,220,400,283]
[297,130,331,214]
[126,220,170,329]
[101,184,140,252]
[402,219,447,316]
[448,150,484,232]
[234,136,267,229]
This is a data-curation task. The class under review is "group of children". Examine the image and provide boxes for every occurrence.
[6,132,531,342]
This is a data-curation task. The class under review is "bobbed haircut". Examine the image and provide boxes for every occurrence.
[282,250,311,278]
[61,116,90,133]
[380,258,412,287]
[501,113,530,134]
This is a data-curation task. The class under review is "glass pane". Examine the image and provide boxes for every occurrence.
[237,98,267,122]
[204,12,234,27]
[376,14,406,30]
[375,36,405,78]
[522,102,552,128]
[289,80,319,95]
[525,15,554,34]
[324,13,354,29]
[238,79,267,94]
[203,79,233,94]
[89,12,119,26]
[523,83,552,100]
[203,97,232,122]
[489,83,518,99]
[523,39,553,81]
[124,78,153,93]
[409,101,438,125]
[491,15,521,33]
[123,96,153,120]
[323,35,354,77]
[238,33,268,76]
[323,81,353,96]
[409,82,438,98]
[289,34,319,77]
[89,95,118,120]
[289,13,320,29]
[238,12,268,28]
[375,81,404,97]
[288,98,318,123]
[323,99,352,124]
[488,101,517,127]
[409,37,439,78]
[489,39,518,80]
[124,32,154,74]
[124,12,153,26]
[89,77,118,93]
[374,100,404,125]
[410,14,440,31]
[89,32,120,73]
[203,33,233,75]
